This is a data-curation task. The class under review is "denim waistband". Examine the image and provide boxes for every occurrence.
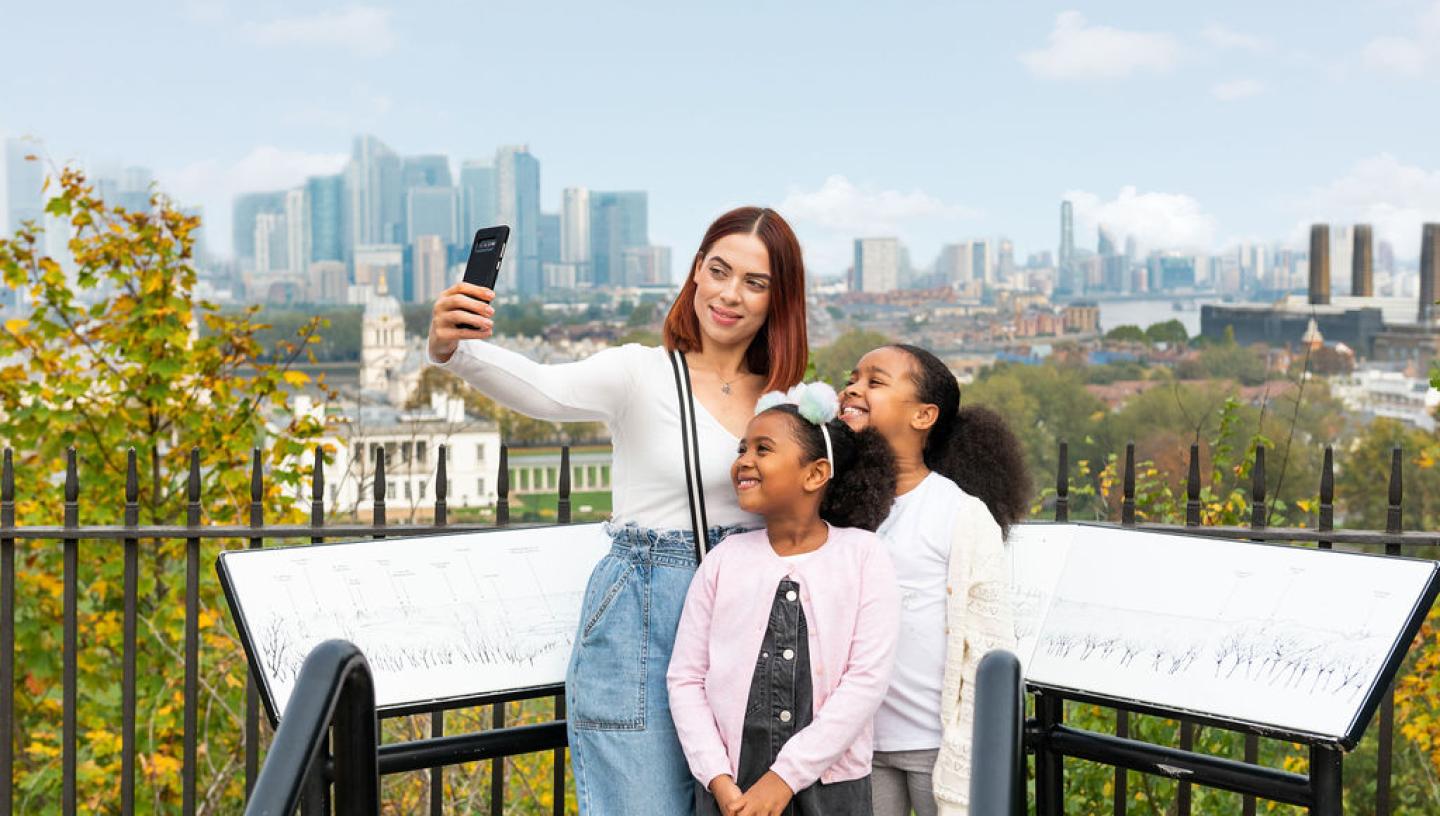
[604,521,753,565]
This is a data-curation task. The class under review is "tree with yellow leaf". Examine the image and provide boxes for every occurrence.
[0,163,327,811]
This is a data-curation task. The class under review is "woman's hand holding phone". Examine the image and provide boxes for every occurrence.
[428,283,496,363]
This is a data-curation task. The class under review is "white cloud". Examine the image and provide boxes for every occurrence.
[1200,24,1269,52]
[1296,154,1440,259]
[1065,186,1218,252]
[1361,35,1429,76]
[157,146,348,256]
[1020,11,1181,80]
[778,175,978,276]
[1211,78,1264,101]
[1360,1,1440,76]
[243,6,397,57]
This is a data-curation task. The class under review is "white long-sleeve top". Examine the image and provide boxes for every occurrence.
[430,340,761,532]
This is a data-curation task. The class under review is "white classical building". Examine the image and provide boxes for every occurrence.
[301,390,503,518]
[1330,368,1440,432]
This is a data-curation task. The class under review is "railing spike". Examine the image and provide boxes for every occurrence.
[125,448,138,505]
[3,448,13,506]
[1055,440,1069,523]
[1251,444,1267,530]
[558,446,572,525]
[64,447,78,504]
[436,444,448,527]
[1318,446,1334,548]
[1186,443,1201,527]
[187,448,201,503]
[250,447,263,503]
[497,445,510,527]
[373,446,386,531]
[1121,442,1135,526]
[1386,447,1403,535]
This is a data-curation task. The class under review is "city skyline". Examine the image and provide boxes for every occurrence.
[2,2,1440,276]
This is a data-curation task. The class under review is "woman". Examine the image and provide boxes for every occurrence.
[428,207,809,815]
[839,344,1028,816]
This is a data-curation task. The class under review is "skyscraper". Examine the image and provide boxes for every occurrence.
[411,235,449,305]
[854,238,901,293]
[402,155,452,188]
[539,212,561,269]
[1058,200,1076,294]
[936,243,971,284]
[347,135,403,248]
[1331,225,1354,296]
[459,161,496,234]
[622,245,672,286]
[233,191,286,266]
[1352,224,1373,297]
[405,187,459,244]
[116,167,154,213]
[4,138,44,234]
[284,188,308,275]
[1421,224,1440,324]
[495,146,541,296]
[254,213,287,274]
[1309,224,1330,305]
[306,174,345,263]
[561,187,591,280]
[589,191,647,288]
[3,139,44,311]
[970,240,993,285]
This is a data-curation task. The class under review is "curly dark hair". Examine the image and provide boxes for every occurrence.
[890,344,1032,536]
[762,404,897,532]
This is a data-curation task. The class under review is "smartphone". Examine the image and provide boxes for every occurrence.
[463,225,509,293]
[458,225,508,330]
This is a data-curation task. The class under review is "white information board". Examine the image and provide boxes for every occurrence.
[1009,523,1438,745]
[218,524,610,723]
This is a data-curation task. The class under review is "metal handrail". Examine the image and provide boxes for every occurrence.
[969,650,1025,816]
[245,640,379,816]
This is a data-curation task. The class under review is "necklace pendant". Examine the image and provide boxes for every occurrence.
[721,383,732,395]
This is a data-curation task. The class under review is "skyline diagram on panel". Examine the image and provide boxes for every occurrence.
[222,525,610,716]
[3,2,1439,281]
[1017,526,1437,742]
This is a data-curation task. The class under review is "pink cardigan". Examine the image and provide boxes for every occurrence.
[666,525,900,793]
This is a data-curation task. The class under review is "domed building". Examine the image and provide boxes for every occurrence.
[358,272,425,405]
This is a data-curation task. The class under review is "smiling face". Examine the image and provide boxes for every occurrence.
[690,232,773,351]
[731,410,828,518]
[839,346,937,442]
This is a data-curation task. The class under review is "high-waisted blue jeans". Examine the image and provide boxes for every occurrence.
[565,522,748,815]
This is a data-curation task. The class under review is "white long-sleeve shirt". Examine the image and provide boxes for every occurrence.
[430,340,761,532]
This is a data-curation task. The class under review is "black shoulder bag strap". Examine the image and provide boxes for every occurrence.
[669,348,711,563]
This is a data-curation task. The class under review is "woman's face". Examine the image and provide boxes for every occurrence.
[731,410,823,517]
[839,346,928,440]
[690,232,772,351]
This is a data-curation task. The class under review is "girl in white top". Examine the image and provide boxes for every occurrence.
[839,344,1030,816]
[427,207,810,816]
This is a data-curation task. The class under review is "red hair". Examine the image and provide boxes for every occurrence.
[662,207,808,392]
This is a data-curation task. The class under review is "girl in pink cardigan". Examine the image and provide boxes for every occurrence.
[668,382,902,816]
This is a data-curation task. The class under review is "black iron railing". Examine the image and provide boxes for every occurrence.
[0,438,1436,813]
[1043,439,1438,816]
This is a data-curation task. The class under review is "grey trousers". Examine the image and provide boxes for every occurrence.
[870,748,939,816]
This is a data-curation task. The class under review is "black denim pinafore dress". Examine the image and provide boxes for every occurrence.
[697,578,872,816]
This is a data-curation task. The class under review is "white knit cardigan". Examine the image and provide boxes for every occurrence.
[931,495,1018,815]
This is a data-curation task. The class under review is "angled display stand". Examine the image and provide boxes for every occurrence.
[1009,523,1440,815]
[218,523,610,725]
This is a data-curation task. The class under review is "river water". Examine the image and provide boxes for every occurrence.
[1096,298,1222,337]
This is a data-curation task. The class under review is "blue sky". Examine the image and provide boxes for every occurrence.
[3,1,1439,276]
